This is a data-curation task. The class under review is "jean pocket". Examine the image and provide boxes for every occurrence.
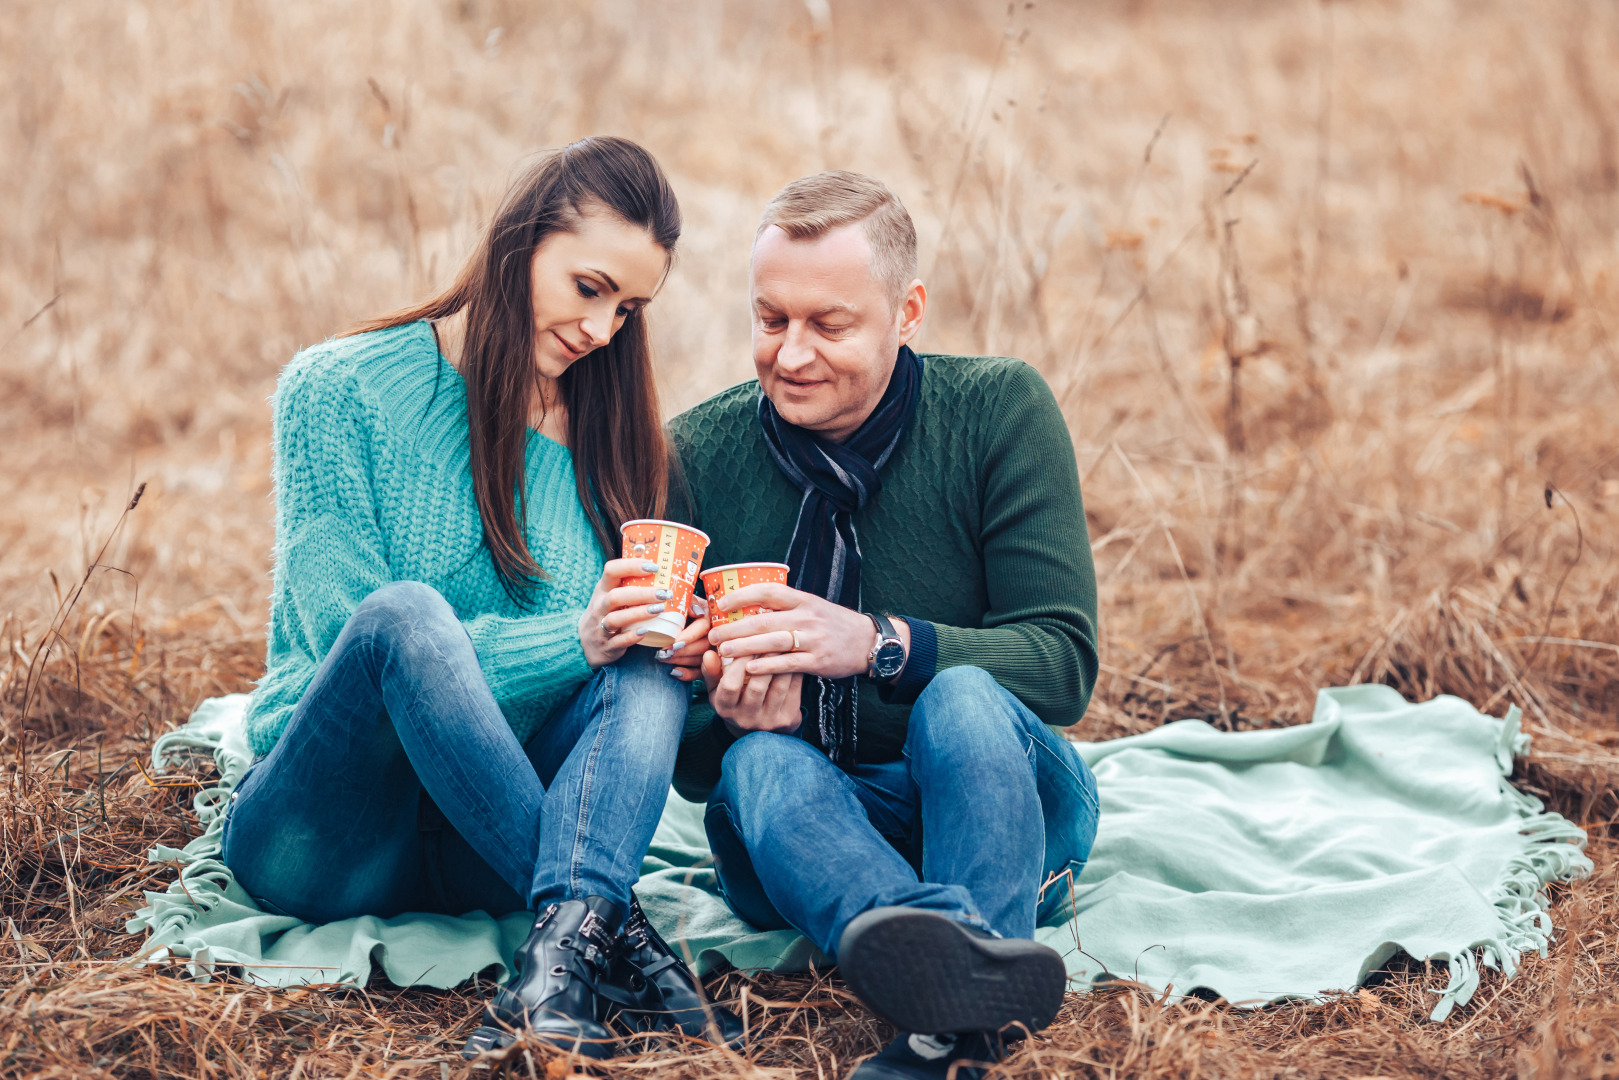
[218,794,238,859]
[1036,858,1089,925]
[217,760,261,854]
[248,892,296,918]
[1032,738,1100,899]
[1033,735,1100,815]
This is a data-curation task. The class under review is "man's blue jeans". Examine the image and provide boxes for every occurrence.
[221,581,686,923]
[705,666,1100,957]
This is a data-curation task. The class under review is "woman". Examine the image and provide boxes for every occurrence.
[221,137,740,1060]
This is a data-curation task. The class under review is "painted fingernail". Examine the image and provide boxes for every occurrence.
[635,626,649,636]
[692,598,708,615]
[655,648,673,659]
[646,602,666,614]
[641,561,660,572]
[655,588,672,600]
[669,667,683,677]
[721,656,734,668]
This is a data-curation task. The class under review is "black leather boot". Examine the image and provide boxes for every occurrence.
[461,896,623,1060]
[597,895,747,1049]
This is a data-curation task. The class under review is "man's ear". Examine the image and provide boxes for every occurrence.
[895,279,927,347]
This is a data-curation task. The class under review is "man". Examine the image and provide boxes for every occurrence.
[660,171,1100,1079]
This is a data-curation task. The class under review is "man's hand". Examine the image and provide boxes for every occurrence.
[706,583,909,680]
[701,649,803,735]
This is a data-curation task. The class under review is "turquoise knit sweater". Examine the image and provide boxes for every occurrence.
[242,320,603,759]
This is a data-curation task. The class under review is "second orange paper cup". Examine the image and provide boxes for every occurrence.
[701,562,791,626]
[620,519,711,648]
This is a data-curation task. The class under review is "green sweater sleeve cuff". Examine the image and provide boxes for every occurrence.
[878,617,939,706]
[464,609,594,711]
[929,618,1097,729]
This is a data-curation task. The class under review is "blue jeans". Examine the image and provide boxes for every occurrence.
[221,581,686,923]
[705,666,1100,957]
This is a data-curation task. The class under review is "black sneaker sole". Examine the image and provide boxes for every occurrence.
[837,907,1067,1036]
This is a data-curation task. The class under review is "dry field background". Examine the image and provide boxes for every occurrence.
[4,0,1619,1076]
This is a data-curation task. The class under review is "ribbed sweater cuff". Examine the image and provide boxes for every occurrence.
[465,610,594,707]
[879,617,939,706]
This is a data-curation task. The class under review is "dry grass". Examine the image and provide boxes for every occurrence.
[5,0,1619,1076]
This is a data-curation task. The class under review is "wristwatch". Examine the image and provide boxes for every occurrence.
[865,612,907,682]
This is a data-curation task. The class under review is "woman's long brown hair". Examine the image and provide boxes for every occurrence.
[349,137,680,599]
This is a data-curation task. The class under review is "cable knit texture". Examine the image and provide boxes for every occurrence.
[243,320,601,759]
[668,354,1099,801]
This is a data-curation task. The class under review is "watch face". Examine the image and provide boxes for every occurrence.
[874,640,906,677]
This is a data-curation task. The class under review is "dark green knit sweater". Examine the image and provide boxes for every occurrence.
[667,353,1098,802]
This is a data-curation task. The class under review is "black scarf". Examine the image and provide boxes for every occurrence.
[757,345,923,767]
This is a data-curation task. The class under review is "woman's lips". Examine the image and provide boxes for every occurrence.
[552,331,584,359]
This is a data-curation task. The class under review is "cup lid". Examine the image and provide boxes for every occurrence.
[620,519,712,545]
[702,562,792,575]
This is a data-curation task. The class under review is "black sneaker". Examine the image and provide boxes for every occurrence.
[850,1031,1011,1080]
[837,907,1066,1036]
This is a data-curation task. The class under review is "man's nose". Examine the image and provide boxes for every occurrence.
[776,322,817,371]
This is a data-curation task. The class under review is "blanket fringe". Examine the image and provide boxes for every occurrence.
[1429,706,1592,1021]
[124,703,255,981]
[130,697,1596,1008]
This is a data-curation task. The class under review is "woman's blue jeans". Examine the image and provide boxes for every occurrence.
[221,581,686,923]
[705,666,1100,958]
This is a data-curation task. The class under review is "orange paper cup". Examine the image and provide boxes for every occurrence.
[620,519,711,648]
[701,562,791,627]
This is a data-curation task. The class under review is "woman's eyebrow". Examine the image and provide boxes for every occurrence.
[587,267,652,305]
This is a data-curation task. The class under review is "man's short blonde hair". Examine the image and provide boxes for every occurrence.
[755,171,918,306]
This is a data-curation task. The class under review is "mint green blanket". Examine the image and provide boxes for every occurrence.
[127,686,1589,1020]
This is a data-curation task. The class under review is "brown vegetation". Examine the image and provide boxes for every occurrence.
[4,0,1619,1076]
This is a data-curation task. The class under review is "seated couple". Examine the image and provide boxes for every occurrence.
[224,137,1100,1080]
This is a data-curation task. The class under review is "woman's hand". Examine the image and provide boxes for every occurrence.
[655,597,712,683]
[579,557,678,668]
[705,584,908,680]
[701,649,804,736]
